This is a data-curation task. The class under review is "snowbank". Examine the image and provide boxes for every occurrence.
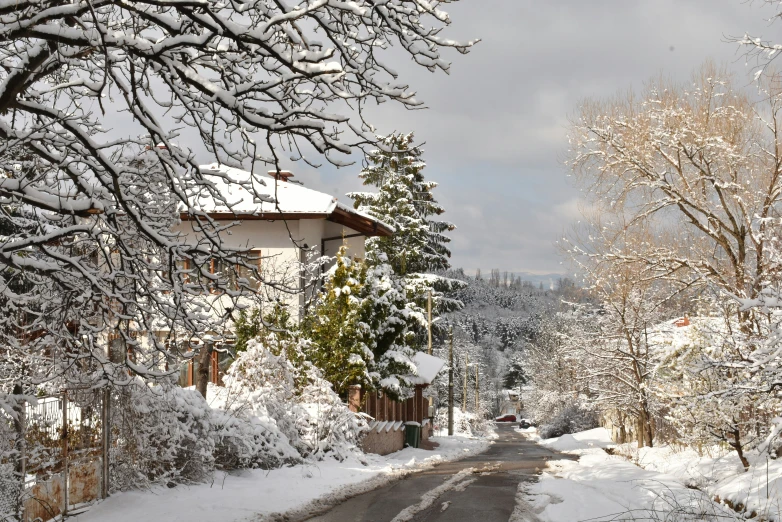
[517,428,740,521]
[520,427,782,520]
[615,443,782,520]
[73,434,490,522]
[538,427,615,453]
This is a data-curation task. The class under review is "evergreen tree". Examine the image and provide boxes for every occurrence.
[302,247,420,399]
[234,303,295,354]
[348,133,465,329]
[348,133,454,275]
[503,354,528,389]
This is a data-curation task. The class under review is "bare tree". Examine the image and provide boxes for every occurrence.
[568,64,782,324]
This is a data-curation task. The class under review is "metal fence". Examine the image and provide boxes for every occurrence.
[1,388,110,522]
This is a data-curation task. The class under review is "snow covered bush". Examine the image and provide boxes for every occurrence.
[538,402,600,440]
[219,333,367,463]
[209,406,300,471]
[218,335,305,457]
[436,407,492,437]
[111,381,214,490]
[296,367,369,461]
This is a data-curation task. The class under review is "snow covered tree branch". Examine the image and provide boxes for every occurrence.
[0,1,475,387]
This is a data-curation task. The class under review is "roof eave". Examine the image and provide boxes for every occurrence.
[179,211,330,221]
[329,206,393,237]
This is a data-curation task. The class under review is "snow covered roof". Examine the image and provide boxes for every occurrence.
[408,352,446,385]
[501,389,520,401]
[183,164,393,237]
[645,316,727,360]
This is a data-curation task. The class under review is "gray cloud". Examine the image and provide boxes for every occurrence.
[247,2,781,275]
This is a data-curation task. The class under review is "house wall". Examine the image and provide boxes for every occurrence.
[322,220,366,260]
[500,400,520,416]
[172,218,366,269]
[170,217,366,323]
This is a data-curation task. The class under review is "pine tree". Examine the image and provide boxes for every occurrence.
[502,354,527,389]
[348,133,465,327]
[302,247,419,399]
[348,133,454,275]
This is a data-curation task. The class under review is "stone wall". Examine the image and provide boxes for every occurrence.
[361,422,405,456]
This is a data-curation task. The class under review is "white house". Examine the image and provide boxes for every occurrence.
[499,389,521,416]
[170,165,393,386]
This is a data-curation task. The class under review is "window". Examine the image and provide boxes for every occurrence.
[235,250,262,291]
[176,251,261,293]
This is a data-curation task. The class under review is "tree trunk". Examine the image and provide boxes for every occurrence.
[637,414,645,448]
[644,416,654,448]
[731,428,751,471]
[196,342,212,399]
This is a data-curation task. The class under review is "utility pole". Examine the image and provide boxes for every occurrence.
[463,354,469,412]
[427,291,433,418]
[448,326,454,436]
[475,364,479,416]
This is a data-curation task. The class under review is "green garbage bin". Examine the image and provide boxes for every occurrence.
[405,422,421,448]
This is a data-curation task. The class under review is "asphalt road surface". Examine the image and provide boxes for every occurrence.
[305,424,575,522]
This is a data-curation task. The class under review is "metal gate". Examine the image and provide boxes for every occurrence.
[17,388,109,522]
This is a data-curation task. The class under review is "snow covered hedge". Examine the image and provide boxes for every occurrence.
[110,334,367,491]
[111,382,215,489]
[538,402,600,440]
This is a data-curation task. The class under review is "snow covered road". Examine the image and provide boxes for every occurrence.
[72,434,490,522]
[306,424,572,522]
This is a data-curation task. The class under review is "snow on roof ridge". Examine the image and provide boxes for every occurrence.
[194,163,338,215]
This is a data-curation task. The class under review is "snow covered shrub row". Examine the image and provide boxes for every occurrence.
[538,402,600,440]
[110,381,215,490]
[109,334,366,491]
[220,334,367,462]
[435,407,493,437]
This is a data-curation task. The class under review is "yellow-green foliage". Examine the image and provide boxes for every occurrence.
[303,248,371,397]
[303,247,414,399]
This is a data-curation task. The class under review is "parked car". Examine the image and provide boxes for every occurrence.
[518,418,536,429]
[495,414,517,422]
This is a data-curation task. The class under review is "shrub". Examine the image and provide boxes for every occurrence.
[110,382,214,490]
[219,335,367,462]
[108,334,367,491]
[538,402,599,439]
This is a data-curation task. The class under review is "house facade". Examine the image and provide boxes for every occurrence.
[171,164,393,386]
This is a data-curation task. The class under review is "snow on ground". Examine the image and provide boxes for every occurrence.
[516,428,740,521]
[615,442,782,521]
[73,435,491,522]
[536,427,614,452]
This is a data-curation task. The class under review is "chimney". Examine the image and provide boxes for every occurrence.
[268,170,294,182]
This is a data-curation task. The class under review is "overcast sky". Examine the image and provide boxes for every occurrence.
[294,1,782,276]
